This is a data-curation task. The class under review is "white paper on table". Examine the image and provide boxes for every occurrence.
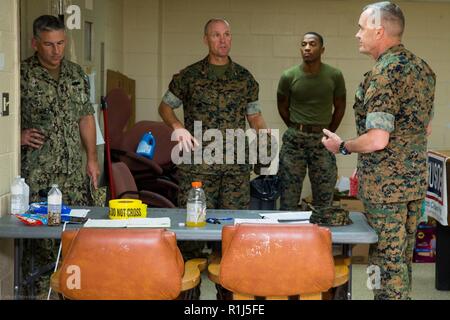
[84,218,171,228]
[70,209,90,218]
[126,218,171,228]
[279,220,310,224]
[84,219,127,228]
[234,218,279,225]
[259,211,312,222]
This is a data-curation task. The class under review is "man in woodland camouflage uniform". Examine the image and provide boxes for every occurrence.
[277,32,346,210]
[159,18,269,210]
[322,2,435,300]
[20,15,99,299]
[158,19,269,260]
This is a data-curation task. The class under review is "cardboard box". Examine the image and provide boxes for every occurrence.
[425,150,450,226]
[340,197,365,212]
[413,222,437,263]
[352,244,369,264]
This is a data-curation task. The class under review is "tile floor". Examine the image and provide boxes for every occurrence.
[199,263,450,300]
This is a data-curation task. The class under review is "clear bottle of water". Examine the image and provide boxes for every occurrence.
[186,181,207,228]
[10,176,23,215]
[20,178,30,213]
[47,184,62,226]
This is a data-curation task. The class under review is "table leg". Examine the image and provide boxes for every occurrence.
[30,240,36,298]
[344,244,352,300]
[14,239,23,300]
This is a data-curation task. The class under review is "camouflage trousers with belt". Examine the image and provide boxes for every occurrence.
[278,128,337,210]
[364,199,422,300]
[177,170,250,261]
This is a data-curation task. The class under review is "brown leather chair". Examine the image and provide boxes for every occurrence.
[116,121,178,179]
[50,228,206,300]
[113,121,180,203]
[207,224,341,300]
[112,162,177,208]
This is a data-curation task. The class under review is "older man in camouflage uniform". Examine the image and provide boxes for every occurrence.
[159,18,268,210]
[277,32,346,210]
[20,15,99,299]
[322,2,435,300]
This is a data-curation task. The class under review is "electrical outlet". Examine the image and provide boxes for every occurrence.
[2,93,9,116]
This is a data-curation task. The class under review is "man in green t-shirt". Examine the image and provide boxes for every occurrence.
[277,32,346,210]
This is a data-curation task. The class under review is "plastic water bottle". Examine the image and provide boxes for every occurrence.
[186,181,207,228]
[20,178,30,213]
[47,184,62,226]
[10,176,24,215]
[136,131,156,159]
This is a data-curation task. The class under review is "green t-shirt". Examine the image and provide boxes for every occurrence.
[210,63,230,78]
[277,63,346,125]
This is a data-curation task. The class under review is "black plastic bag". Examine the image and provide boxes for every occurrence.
[250,175,281,201]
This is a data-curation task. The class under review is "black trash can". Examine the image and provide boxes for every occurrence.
[250,175,281,210]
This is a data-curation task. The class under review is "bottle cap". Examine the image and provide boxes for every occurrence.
[191,181,202,188]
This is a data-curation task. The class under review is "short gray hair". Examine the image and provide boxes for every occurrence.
[33,15,65,39]
[204,18,230,35]
[363,2,405,37]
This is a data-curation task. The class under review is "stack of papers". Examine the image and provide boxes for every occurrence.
[70,209,90,218]
[84,218,171,228]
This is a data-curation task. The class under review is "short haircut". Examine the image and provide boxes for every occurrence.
[33,15,65,39]
[303,32,324,46]
[204,18,230,35]
[363,1,405,37]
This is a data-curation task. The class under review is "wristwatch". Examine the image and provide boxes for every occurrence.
[339,141,351,155]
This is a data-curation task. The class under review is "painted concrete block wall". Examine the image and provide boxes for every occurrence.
[20,0,124,102]
[123,0,161,122]
[0,0,20,300]
[124,0,450,199]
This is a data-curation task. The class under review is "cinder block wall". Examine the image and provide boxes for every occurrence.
[124,0,450,198]
[20,0,124,104]
[0,0,20,300]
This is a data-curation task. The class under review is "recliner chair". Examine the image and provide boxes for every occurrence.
[112,162,177,208]
[113,121,180,204]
